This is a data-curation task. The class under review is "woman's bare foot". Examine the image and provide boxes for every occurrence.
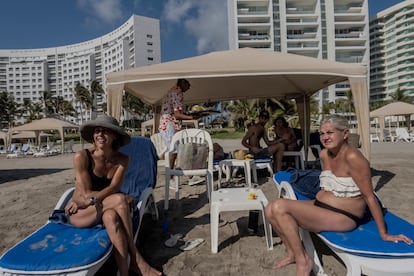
[137,259,162,276]
[295,253,314,276]
[272,254,295,270]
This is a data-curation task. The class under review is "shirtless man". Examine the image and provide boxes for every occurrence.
[241,110,285,172]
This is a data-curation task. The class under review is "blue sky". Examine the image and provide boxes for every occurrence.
[0,0,405,62]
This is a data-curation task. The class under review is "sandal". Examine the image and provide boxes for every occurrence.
[164,233,183,247]
[179,238,204,251]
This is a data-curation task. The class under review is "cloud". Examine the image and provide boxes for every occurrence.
[76,0,124,25]
[162,0,228,54]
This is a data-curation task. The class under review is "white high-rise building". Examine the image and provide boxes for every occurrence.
[0,15,160,125]
[227,0,369,108]
[370,1,414,104]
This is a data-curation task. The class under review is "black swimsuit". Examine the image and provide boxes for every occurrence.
[85,149,112,190]
[314,199,370,226]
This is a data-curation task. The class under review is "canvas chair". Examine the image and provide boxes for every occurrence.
[0,136,159,275]
[164,128,214,210]
[395,127,413,142]
[273,171,414,276]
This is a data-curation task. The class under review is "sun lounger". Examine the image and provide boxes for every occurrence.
[0,136,159,275]
[273,171,414,276]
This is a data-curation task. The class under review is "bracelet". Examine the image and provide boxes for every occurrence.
[89,196,97,205]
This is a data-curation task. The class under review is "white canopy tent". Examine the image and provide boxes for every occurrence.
[8,118,79,153]
[370,101,414,141]
[106,48,370,159]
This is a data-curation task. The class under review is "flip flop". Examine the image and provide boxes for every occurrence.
[179,238,205,251]
[164,233,183,247]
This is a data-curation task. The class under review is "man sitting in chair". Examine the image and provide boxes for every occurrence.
[241,110,285,172]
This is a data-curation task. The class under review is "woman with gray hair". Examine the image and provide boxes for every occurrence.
[265,114,412,275]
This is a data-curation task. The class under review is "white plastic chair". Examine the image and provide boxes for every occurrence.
[383,128,396,142]
[164,129,214,210]
[395,127,413,142]
[370,133,380,143]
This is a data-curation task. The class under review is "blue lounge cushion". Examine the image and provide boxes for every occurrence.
[254,158,272,164]
[319,212,414,257]
[0,222,111,272]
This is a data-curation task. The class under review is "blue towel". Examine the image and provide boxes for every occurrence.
[119,136,158,233]
[285,168,321,199]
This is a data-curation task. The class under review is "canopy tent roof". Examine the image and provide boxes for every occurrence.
[106,48,370,159]
[370,101,414,117]
[370,101,414,140]
[11,131,53,140]
[9,118,79,153]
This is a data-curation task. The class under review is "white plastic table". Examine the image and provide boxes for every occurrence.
[217,159,258,188]
[210,187,273,253]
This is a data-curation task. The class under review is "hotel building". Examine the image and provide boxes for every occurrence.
[0,15,160,125]
[227,0,369,108]
[370,0,414,103]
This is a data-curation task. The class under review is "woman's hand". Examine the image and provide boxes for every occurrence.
[65,201,79,215]
[382,233,413,245]
[126,194,135,212]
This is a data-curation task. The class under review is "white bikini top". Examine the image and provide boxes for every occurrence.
[319,170,361,197]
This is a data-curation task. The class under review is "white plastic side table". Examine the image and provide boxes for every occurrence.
[210,187,273,253]
[217,159,258,188]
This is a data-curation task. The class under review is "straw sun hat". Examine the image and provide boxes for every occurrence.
[80,115,131,146]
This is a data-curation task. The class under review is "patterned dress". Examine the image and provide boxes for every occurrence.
[159,85,184,132]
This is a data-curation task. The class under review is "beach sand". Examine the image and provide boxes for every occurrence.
[0,141,413,275]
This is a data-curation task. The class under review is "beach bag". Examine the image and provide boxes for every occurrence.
[176,142,208,170]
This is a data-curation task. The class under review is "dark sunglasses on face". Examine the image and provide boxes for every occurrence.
[93,127,113,135]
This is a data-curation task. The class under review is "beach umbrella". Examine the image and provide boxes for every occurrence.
[9,118,79,153]
[370,102,414,140]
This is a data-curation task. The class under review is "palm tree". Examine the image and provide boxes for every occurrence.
[227,99,259,130]
[61,100,76,120]
[90,80,104,119]
[40,90,54,116]
[122,93,152,128]
[321,102,336,115]
[74,82,92,124]
[0,91,19,128]
[390,87,413,103]
[50,96,65,117]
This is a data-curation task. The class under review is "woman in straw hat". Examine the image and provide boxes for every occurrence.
[65,115,161,276]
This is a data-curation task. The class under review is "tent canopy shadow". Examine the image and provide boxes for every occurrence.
[0,168,68,184]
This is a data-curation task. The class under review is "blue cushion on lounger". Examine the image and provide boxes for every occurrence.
[319,212,414,257]
[0,222,111,271]
[274,171,312,200]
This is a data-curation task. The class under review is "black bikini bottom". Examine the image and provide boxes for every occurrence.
[314,199,371,226]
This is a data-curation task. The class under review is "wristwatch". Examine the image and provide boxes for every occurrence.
[89,196,97,205]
